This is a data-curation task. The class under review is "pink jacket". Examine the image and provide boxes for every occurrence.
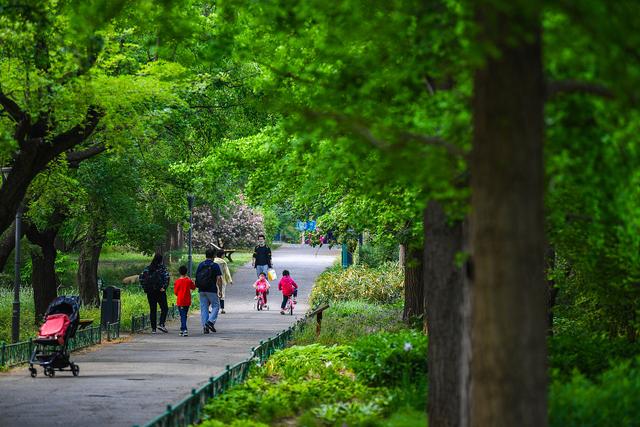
[278,276,298,297]
[254,278,270,293]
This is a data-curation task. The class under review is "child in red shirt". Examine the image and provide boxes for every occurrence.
[253,273,270,306]
[174,265,196,336]
[278,270,298,315]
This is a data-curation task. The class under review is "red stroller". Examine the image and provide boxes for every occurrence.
[29,296,81,377]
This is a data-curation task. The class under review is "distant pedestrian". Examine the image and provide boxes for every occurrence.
[195,249,223,334]
[252,234,272,277]
[173,265,196,336]
[214,250,233,314]
[139,253,170,334]
[278,270,298,315]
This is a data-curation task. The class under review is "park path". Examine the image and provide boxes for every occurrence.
[0,244,338,427]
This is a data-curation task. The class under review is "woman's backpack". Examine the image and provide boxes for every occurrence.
[139,266,164,292]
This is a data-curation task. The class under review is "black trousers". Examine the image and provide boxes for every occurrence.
[147,289,168,330]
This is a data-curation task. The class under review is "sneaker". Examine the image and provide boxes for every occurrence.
[280,311,285,315]
[293,299,297,303]
[254,296,258,300]
[206,321,217,333]
[183,331,189,337]
[220,309,226,314]
[203,327,210,334]
[179,331,184,336]
[151,329,157,334]
[158,325,168,333]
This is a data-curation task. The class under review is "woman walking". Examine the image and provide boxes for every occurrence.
[139,253,170,333]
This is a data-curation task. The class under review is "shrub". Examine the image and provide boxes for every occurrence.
[549,357,640,427]
[309,263,403,306]
[293,300,404,346]
[549,331,640,380]
[351,330,428,387]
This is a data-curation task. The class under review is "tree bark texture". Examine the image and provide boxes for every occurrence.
[403,242,424,321]
[26,226,59,321]
[471,2,547,426]
[424,201,469,427]
[77,219,107,307]
[0,220,19,272]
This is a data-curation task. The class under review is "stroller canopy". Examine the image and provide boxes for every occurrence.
[45,296,81,323]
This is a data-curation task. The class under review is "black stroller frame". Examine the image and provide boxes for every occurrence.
[29,296,81,378]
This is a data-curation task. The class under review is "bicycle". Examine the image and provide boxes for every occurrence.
[255,291,269,311]
[283,294,296,315]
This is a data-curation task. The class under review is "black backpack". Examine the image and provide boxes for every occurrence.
[140,266,164,292]
[195,263,214,290]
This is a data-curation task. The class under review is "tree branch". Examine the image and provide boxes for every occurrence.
[546,79,614,100]
[306,110,465,158]
[0,90,27,123]
[50,106,103,154]
[66,143,106,168]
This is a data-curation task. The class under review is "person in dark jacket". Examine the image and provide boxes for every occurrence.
[252,234,272,277]
[195,249,223,334]
[140,253,170,333]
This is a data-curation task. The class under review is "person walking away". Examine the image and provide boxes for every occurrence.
[139,253,170,333]
[278,270,298,315]
[253,272,270,306]
[173,265,196,336]
[214,250,233,314]
[252,234,272,277]
[196,249,223,334]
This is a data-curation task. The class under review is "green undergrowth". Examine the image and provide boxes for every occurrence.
[199,300,427,427]
[309,263,404,307]
[549,357,640,427]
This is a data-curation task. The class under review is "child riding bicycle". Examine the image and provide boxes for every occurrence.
[253,272,270,306]
[278,270,298,315]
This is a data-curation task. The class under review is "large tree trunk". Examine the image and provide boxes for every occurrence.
[470,2,546,426]
[403,242,424,321]
[26,226,59,322]
[0,220,18,272]
[77,219,107,307]
[424,201,469,427]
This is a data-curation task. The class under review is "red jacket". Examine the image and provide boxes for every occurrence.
[174,277,196,306]
[278,276,298,297]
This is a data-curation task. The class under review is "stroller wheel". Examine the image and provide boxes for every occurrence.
[71,363,79,377]
[45,367,55,377]
[29,367,37,378]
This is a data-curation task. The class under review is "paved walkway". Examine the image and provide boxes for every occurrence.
[0,244,338,427]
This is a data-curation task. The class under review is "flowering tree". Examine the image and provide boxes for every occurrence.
[192,198,265,249]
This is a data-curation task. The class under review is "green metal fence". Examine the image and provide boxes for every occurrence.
[140,315,310,427]
[131,305,179,333]
[0,321,120,368]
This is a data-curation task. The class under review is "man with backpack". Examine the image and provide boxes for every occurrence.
[139,253,170,333]
[195,248,223,334]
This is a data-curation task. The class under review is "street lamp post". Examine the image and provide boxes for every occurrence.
[187,194,195,277]
[1,167,22,343]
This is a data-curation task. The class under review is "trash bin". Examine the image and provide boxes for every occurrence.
[101,286,121,328]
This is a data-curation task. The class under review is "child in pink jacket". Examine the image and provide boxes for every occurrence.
[253,272,270,305]
[278,270,298,314]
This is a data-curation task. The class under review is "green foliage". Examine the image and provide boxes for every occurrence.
[351,330,428,387]
[549,329,640,381]
[293,300,404,347]
[310,263,403,306]
[356,236,400,268]
[549,357,640,427]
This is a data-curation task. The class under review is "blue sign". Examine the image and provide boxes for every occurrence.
[295,221,307,231]
[306,220,317,231]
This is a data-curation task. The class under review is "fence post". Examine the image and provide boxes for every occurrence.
[1,342,5,366]
[107,323,111,342]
